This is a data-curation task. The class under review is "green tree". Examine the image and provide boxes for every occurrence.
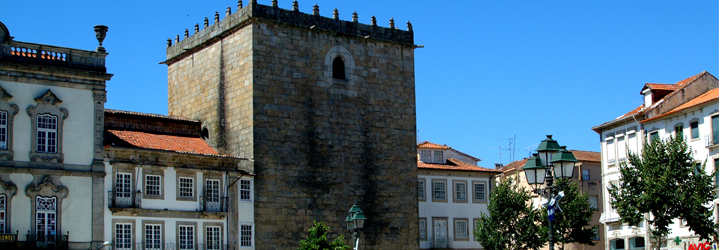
[298,221,350,250]
[475,179,546,250]
[539,179,597,250]
[608,137,718,250]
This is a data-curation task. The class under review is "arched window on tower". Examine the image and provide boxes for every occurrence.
[332,57,346,80]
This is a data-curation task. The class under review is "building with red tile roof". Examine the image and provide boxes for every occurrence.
[417,142,498,249]
[591,71,718,250]
[103,109,254,250]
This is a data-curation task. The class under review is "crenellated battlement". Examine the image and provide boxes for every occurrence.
[163,0,414,65]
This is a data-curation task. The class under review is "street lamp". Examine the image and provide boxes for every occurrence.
[345,204,366,250]
[521,135,578,250]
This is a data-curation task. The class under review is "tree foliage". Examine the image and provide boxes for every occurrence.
[539,179,597,250]
[298,221,350,250]
[475,179,546,250]
[608,137,718,246]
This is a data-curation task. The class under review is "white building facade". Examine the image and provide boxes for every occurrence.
[592,71,719,250]
[103,110,255,250]
[417,141,499,249]
[0,21,112,249]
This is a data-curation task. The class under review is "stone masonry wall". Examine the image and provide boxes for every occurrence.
[168,26,254,159]
[250,20,417,249]
[167,3,418,249]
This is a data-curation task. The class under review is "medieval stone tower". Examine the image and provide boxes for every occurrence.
[164,1,418,249]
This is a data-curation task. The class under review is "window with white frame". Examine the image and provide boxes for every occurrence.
[675,124,684,140]
[240,180,251,201]
[473,182,486,202]
[36,114,58,153]
[617,136,626,161]
[433,150,444,163]
[179,177,194,198]
[649,131,659,142]
[712,115,719,145]
[0,194,5,234]
[606,139,615,164]
[145,175,161,196]
[419,218,427,241]
[206,226,221,250]
[418,179,425,200]
[206,179,220,201]
[145,224,161,250]
[691,121,700,139]
[115,223,132,250]
[420,150,432,162]
[433,181,446,201]
[454,219,469,240]
[628,133,637,155]
[582,169,590,181]
[179,225,195,250]
[116,173,132,198]
[0,111,7,150]
[241,224,253,247]
[36,196,56,240]
[455,182,467,201]
[589,195,598,210]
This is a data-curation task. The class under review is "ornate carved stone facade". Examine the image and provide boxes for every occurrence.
[0,20,112,249]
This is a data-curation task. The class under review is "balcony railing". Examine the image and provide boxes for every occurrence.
[199,196,228,212]
[26,232,68,250]
[428,237,453,249]
[113,242,229,250]
[706,134,719,147]
[108,191,142,209]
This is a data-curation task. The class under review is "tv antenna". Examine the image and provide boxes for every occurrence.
[499,136,516,163]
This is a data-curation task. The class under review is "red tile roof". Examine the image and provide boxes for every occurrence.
[107,129,220,156]
[418,158,500,173]
[417,141,450,149]
[617,105,643,120]
[500,158,528,172]
[644,83,677,91]
[501,150,599,171]
[570,150,601,162]
[105,109,198,122]
[417,141,481,161]
[641,88,719,123]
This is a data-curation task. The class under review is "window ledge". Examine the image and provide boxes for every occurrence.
[29,152,63,163]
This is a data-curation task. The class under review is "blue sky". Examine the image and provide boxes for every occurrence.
[2,1,717,167]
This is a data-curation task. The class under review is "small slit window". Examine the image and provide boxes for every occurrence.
[332,57,346,79]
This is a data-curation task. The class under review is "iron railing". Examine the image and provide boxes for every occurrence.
[25,232,68,250]
[706,134,719,147]
[199,196,228,212]
[108,191,142,209]
[428,237,453,249]
[113,242,229,250]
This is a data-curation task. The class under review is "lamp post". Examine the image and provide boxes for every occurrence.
[521,135,578,250]
[345,204,366,250]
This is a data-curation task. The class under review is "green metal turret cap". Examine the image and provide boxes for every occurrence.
[348,204,362,213]
[536,135,561,153]
[550,146,577,163]
[352,210,367,221]
[521,154,545,170]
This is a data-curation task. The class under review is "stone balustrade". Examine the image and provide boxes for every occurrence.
[0,40,108,72]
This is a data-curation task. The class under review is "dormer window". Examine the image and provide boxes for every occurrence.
[420,150,432,162]
[434,150,444,163]
[420,149,444,163]
[332,57,346,80]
